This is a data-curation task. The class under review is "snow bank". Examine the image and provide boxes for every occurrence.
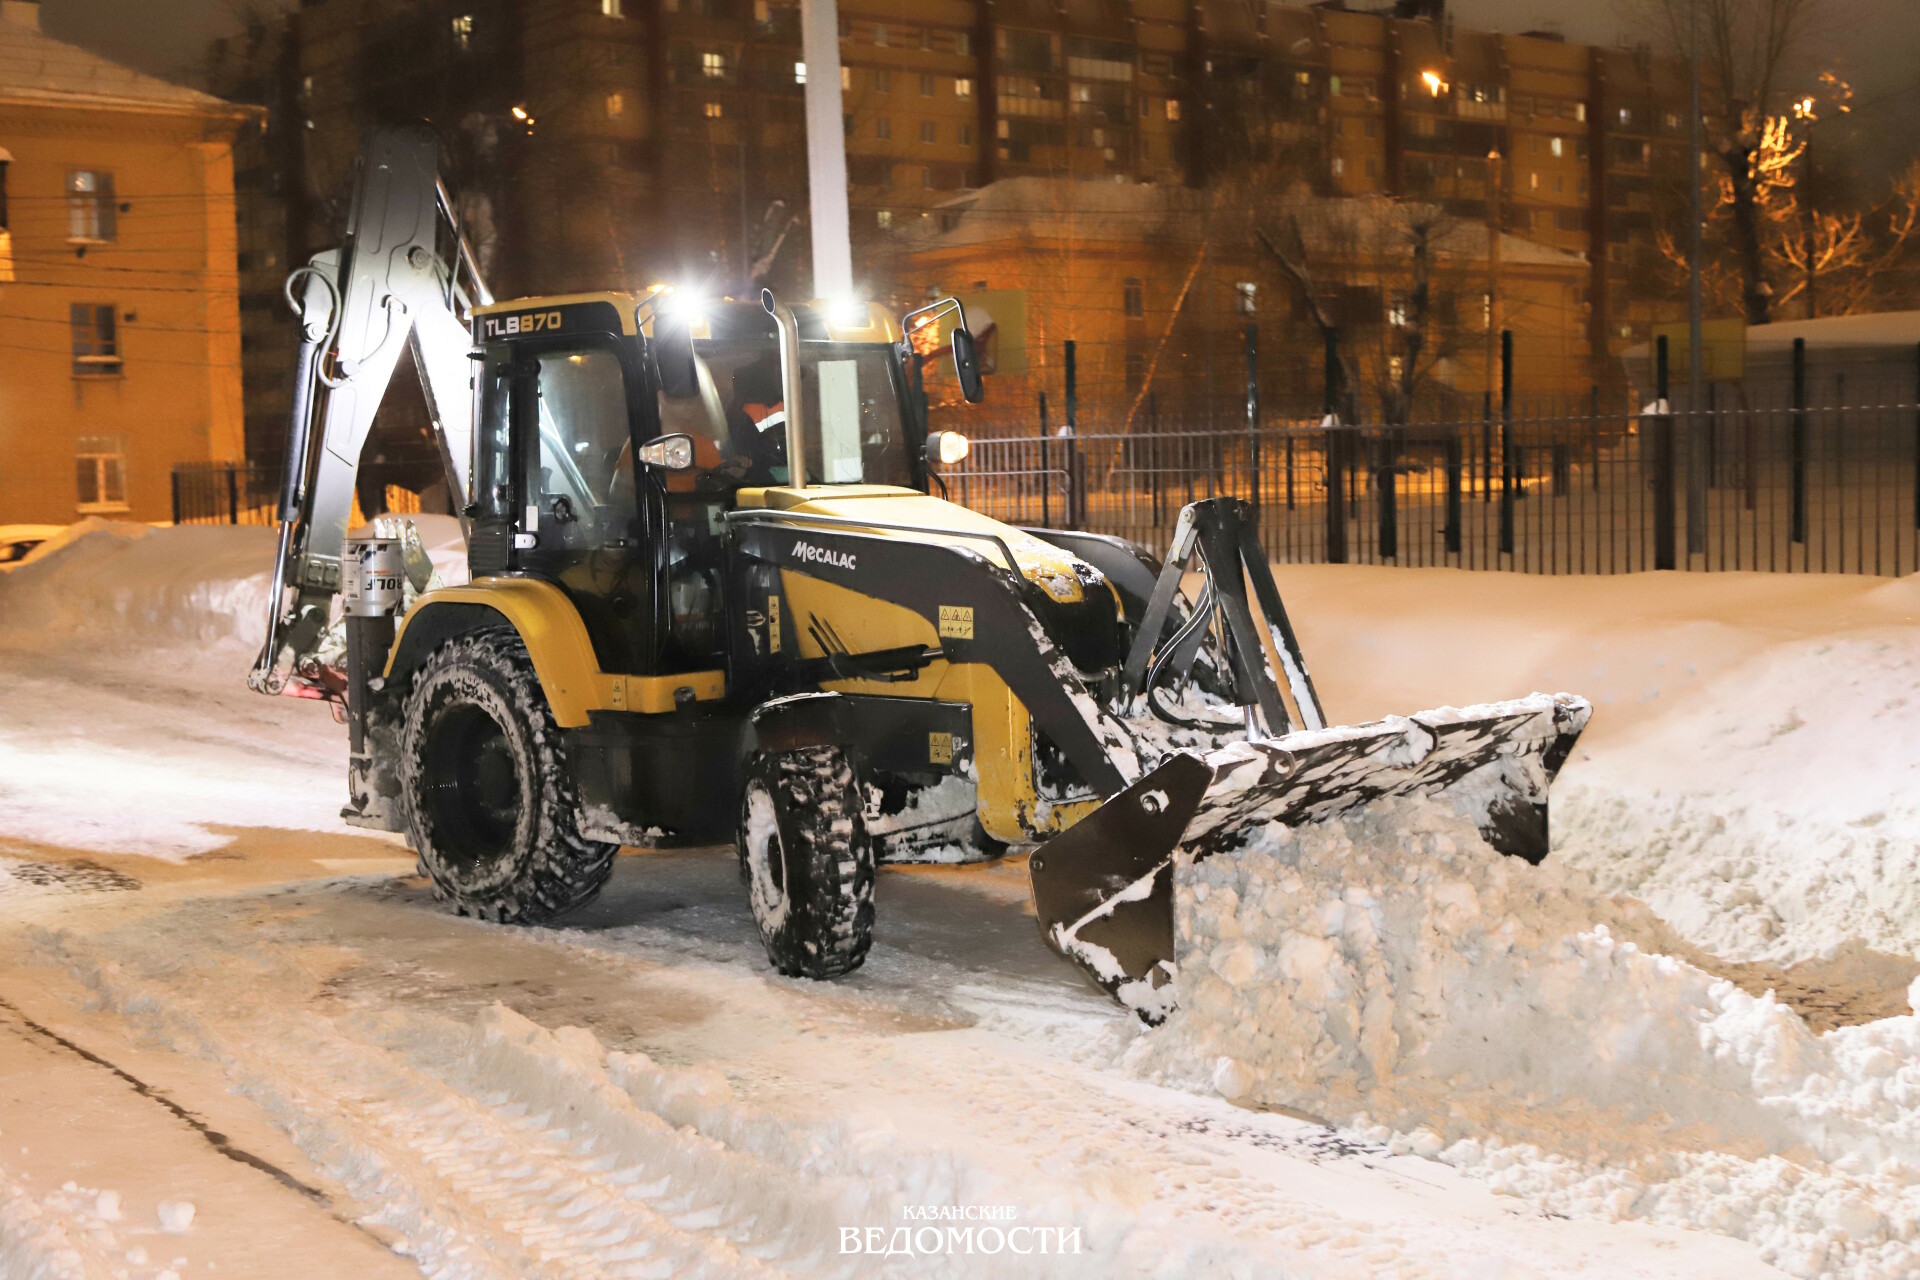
[1277,565,1920,965]
[0,520,275,659]
[1124,799,1920,1278]
[0,516,468,666]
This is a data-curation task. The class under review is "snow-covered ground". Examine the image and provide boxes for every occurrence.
[0,522,1916,1277]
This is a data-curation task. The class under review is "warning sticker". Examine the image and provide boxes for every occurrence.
[928,732,954,766]
[938,605,974,640]
[768,595,782,654]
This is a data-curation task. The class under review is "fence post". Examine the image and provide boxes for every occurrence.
[1063,341,1080,527]
[1481,391,1493,504]
[1244,324,1260,515]
[227,464,240,525]
[1378,428,1399,560]
[1654,335,1677,570]
[170,468,181,526]
[1444,425,1462,555]
[1589,385,1602,491]
[1038,392,1051,528]
[1791,337,1807,545]
[1499,330,1515,556]
[1323,328,1347,564]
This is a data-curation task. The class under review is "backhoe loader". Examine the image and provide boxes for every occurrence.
[253,127,1589,1020]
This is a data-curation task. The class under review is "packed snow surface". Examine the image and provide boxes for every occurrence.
[1127,798,1920,1278]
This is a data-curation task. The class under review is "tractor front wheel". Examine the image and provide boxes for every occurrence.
[738,746,875,979]
[400,626,616,922]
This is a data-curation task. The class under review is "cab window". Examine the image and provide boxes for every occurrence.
[523,345,637,549]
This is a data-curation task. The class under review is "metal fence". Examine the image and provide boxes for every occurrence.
[944,396,1920,576]
[170,462,280,527]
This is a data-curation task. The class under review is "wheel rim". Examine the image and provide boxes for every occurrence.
[421,701,523,871]
[741,778,790,932]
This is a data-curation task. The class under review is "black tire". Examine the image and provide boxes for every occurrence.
[400,626,616,923]
[738,746,875,979]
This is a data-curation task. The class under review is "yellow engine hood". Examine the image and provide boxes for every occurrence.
[736,485,1103,605]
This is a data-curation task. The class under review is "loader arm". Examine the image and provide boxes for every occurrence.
[250,126,492,696]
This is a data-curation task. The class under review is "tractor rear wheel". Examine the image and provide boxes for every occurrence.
[400,626,616,922]
[738,746,875,979]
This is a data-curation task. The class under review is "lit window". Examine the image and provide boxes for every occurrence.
[1165,99,1180,121]
[795,61,806,84]
[876,209,893,228]
[1123,277,1143,317]
[1575,102,1587,122]
[1235,282,1256,314]
[702,51,726,78]
[920,120,936,143]
[873,23,888,46]
[66,171,116,243]
[451,14,473,49]
[1387,292,1409,327]
[705,101,723,118]
[75,437,127,512]
[601,0,623,14]
[1529,171,1539,190]
[920,72,935,96]
[606,92,624,118]
[1550,136,1563,157]
[1331,156,1345,177]
[1388,355,1404,380]
[875,116,891,139]
[70,304,120,376]
[955,77,973,98]
[842,65,850,90]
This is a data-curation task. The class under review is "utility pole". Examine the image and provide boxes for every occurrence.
[800,0,853,301]
[1685,0,1706,557]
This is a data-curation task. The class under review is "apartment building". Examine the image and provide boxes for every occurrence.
[209,0,1693,449]
[0,0,253,524]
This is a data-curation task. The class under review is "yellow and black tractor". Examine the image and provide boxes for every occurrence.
[254,128,1588,1019]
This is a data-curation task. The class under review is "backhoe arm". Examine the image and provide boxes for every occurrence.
[249,126,491,696]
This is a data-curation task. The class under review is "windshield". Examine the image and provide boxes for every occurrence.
[655,338,913,488]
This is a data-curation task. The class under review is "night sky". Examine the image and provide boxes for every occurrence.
[34,0,1920,183]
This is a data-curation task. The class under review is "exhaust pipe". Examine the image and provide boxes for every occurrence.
[762,289,807,487]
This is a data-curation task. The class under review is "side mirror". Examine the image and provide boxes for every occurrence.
[652,320,699,399]
[952,325,984,404]
[637,433,696,471]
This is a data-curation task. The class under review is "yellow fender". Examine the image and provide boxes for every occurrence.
[385,578,724,727]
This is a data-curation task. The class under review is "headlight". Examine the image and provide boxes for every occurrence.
[926,431,970,467]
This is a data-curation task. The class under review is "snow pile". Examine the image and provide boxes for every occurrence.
[1276,565,1920,967]
[1124,799,1920,1278]
[0,520,275,659]
[0,516,469,665]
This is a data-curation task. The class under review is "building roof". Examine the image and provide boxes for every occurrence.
[0,10,232,115]
[902,178,1586,270]
[1622,311,1920,363]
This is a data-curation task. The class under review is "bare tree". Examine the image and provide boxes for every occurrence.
[1634,0,1823,324]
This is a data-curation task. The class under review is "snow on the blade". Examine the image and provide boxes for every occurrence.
[1126,797,1920,1278]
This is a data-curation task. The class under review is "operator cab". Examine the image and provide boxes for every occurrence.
[466,291,952,686]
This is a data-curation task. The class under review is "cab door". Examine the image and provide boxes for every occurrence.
[486,336,657,674]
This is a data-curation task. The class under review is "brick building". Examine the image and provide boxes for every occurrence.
[0,0,254,525]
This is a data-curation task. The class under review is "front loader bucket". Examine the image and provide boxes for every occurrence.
[1030,692,1591,1022]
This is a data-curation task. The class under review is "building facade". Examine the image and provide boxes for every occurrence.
[0,1,254,526]
[210,0,1693,454]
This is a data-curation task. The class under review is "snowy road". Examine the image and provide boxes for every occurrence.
[0,652,1763,1276]
[5,522,1920,1277]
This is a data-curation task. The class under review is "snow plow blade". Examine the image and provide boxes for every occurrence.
[1029,692,1591,1022]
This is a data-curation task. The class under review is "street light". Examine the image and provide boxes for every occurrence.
[1421,70,1448,97]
